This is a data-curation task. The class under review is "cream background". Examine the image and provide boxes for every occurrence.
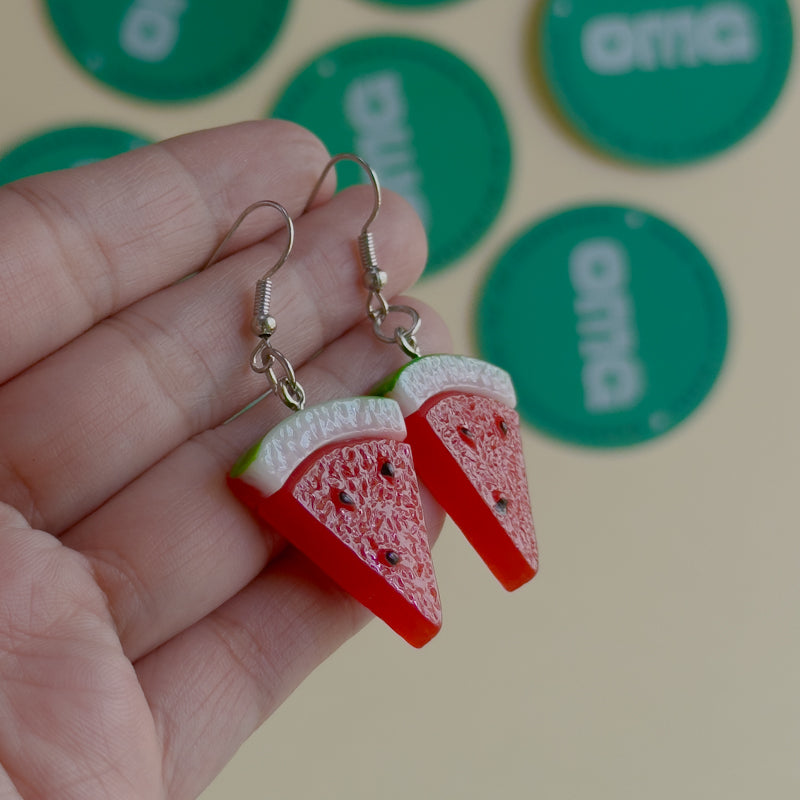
[1,0,798,797]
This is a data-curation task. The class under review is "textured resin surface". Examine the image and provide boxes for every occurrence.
[292,438,440,629]
[407,391,538,590]
[229,431,441,647]
[236,397,406,495]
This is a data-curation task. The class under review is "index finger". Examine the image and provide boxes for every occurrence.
[0,120,332,384]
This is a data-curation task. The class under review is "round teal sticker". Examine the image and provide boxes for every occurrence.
[0,125,150,185]
[272,35,511,275]
[477,206,729,447]
[45,0,291,102]
[361,0,467,6]
[540,0,793,164]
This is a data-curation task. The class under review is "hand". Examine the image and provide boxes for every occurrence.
[0,120,448,799]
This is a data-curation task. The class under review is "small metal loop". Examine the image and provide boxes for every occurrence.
[304,154,382,236]
[277,378,306,412]
[390,304,421,338]
[395,329,421,359]
[200,200,295,285]
[265,362,280,388]
[265,348,298,387]
[250,340,275,374]
[250,341,305,411]
[371,303,421,345]
[367,291,390,324]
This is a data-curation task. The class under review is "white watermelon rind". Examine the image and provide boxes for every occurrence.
[231,397,407,496]
[376,354,517,415]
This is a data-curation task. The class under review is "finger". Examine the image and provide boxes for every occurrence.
[0,767,21,797]
[64,303,450,661]
[0,509,163,800]
[136,549,371,800]
[136,501,446,800]
[0,190,426,533]
[0,120,333,384]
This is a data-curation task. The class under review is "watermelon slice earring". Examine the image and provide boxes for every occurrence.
[305,156,539,591]
[203,200,441,647]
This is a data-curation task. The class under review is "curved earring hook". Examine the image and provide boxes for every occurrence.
[305,154,422,360]
[304,153,382,235]
[199,200,305,411]
[201,199,295,280]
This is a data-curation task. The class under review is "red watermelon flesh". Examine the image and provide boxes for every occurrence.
[228,398,441,647]
[406,391,538,591]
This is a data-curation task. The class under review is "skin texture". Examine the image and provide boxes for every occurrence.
[0,120,449,800]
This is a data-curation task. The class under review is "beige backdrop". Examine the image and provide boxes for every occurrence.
[1,1,798,797]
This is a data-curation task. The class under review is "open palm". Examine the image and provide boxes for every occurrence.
[0,120,446,799]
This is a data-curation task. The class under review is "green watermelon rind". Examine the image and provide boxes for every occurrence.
[230,438,263,479]
[230,397,407,494]
[372,354,516,415]
[369,367,406,399]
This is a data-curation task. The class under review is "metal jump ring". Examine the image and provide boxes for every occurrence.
[278,378,306,412]
[371,303,421,345]
[264,349,298,387]
[250,340,274,374]
[366,291,390,324]
[394,328,421,359]
[250,341,305,410]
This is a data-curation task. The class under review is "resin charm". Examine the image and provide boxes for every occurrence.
[374,354,538,591]
[228,396,441,647]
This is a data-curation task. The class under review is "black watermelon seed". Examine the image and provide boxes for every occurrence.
[458,426,477,447]
[380,461,395,477]
[384,550,401,566]
[338,491,355,507]
[494,497,509,515]
[498,418,509,435]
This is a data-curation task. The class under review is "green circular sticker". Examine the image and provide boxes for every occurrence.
[272,35,511,275]
[477,206,728,447]
[45,0,291,102]
[540,0,793,164]
[0,125,150,185]
[361,0,467,6]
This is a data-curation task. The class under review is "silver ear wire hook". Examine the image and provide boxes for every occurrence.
[305,153,388,296]
[202,200,305,412]
[306,154,422,359]
[305,153,381,233]
[202,200,294,338]
[203,200,295,280]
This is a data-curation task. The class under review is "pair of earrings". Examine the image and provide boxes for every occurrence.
[205,155,538,648]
